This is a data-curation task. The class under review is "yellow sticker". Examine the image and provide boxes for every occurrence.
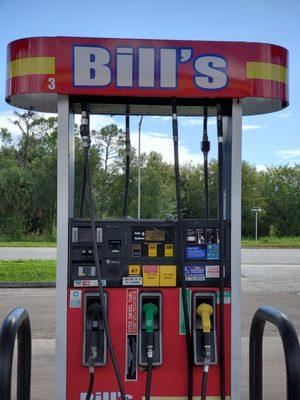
[143,265,160,286]
[128,265,141,275]
[164,244,174,257]
[148,244,157,257]
[160,265,177,286]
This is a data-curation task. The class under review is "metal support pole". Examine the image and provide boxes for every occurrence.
[255,211,258,243]
[55,95,74,400]
[231,99,242,400]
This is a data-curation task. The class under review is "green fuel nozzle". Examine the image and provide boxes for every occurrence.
[142,302,158,333]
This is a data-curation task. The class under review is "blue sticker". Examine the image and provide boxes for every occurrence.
[207,243,220,260]
[184,265,205,281]
[185,246,206,260]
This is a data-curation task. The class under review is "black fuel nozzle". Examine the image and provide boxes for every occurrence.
[201,135,210,154]
[201,106,210,155]
[88,302,101,369]
[80,103,91,148]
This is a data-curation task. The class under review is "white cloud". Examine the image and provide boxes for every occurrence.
[74,114,119,131]
[151,116,171,122]
[277,112,292,119]
[0,111,20,135]
[131,130,202,164]
[277,148,300,160]
[256,164,267,172]
[242,124,266,131]
[179,117,216,126]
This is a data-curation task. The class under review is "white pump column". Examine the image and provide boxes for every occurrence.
[55,95,74,400]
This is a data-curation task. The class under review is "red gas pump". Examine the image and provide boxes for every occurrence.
[5,36,288,400]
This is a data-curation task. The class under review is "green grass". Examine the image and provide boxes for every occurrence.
[0,260,56,282]
[0,236,299,249]
[242,236,300,248]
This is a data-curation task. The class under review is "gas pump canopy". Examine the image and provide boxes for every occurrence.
[6,36,288,115]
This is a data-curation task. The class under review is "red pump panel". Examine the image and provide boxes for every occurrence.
[67,287,231,400]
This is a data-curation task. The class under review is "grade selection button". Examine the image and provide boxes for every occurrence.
[148,244,157,257]
[143,265,159,286]
[164,244,174,257]
[160,265,176,286]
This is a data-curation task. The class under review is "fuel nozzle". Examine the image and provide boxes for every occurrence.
[197,303,213,362]
[142,302,158,358]
[201,106,210,155]
[80,103,91,148]
[87,303,102,371]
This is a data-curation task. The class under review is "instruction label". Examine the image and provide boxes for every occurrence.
[207,243,220,260]
[179,288,191,335]
[185,246,206,259]
[184,265,205,281]
[123,277,142,286]
[125,289,138,381]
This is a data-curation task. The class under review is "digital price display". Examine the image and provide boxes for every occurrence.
[145,230,165,241]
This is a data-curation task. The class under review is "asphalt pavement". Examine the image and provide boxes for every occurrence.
[0,247,57,260]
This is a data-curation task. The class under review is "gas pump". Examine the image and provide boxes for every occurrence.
[5,36,288,400]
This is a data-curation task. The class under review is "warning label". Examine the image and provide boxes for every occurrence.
[216,291,231,304]
[126,289,138,381]
[126,289,138,335]
[69,289,82,308]
[205,265,220,278]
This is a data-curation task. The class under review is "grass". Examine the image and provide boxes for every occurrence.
[242,236,300,248]
[0,260,56,282]
[0,236,299,249]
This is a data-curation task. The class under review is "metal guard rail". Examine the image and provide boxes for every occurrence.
[0,308,31,400]
[249,305,300,400]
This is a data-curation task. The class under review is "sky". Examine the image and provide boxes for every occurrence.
[0,0,299,169]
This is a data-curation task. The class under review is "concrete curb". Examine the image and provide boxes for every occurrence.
[0,281,56,288]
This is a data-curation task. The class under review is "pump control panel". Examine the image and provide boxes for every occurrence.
[69,218,230,289]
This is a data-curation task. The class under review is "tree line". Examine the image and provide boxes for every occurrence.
[0,111,299,239]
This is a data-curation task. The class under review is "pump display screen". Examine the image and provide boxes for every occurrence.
[145,230,165,242]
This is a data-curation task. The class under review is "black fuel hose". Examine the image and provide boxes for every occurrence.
[145,354,153,400]
[201,369,208,400]
[86,371,94,400]
[171,98,193,400]
[201,106,210,219]
[79,105,126,400]
[123,104,130,218]
[84,146,126,400]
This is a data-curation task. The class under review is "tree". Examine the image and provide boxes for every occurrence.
[92,124,124,172]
